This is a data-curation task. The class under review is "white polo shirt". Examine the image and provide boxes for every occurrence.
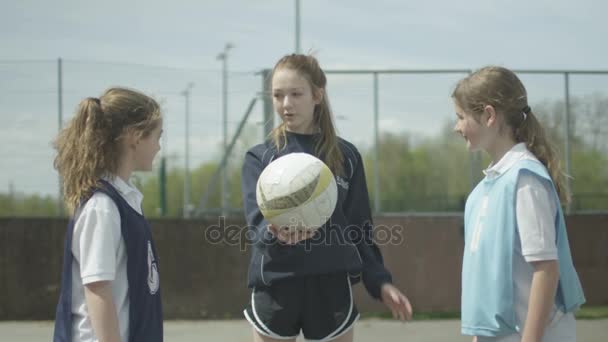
[70,176,143,342]
[479,143,575,342]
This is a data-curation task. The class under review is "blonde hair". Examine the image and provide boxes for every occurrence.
[54,87,162,213]
[270,54,344,176]
[452,66,569,203]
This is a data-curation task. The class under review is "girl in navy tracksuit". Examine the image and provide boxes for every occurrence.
[53,87,164,342]
[242,54,413,342]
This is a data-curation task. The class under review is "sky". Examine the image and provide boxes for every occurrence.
[1,0,607,197]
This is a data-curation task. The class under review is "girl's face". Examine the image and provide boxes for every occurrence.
[133,121,163,171]
[272,68,322,134]
[453,102,488,151]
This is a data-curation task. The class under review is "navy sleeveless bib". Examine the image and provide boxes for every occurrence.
[53,180,163,341]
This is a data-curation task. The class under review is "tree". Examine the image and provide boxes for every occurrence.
[363,122,470,212]
[533,94,608,210]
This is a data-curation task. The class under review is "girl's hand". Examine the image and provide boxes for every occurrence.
[380,283,413,321]
[268,224,316,245]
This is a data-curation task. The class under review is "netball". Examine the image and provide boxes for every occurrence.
[256,153,337,231]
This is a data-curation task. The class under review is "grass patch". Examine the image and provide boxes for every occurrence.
[361,306,608,321]
[575,305,608,320]
[361,311,460,321]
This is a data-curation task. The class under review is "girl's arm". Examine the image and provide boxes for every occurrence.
[84,281,121,342]
[73,194,124,342]
[344,148,412,319]
[521,260,560,342]
[342,149,392,298]
[515,172,561,342]
[241,150,275,244]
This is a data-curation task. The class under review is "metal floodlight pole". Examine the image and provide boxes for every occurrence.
[217,43,234,217]
[182,82,194,218]
[260,69,274,137]
[196,98,258,217]
[373,72,381,213]
[57,58,63,216]
[564,72,572,213]
[295,0,301,53]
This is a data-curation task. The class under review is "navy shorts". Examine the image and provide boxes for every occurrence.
[244,272,359,341]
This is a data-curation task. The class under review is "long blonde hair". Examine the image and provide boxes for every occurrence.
[452,66,569,203]
[269,54,344,176]
[54,87,162,213]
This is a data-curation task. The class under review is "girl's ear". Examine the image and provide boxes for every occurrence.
[483,105,497,127]
[313,88,324,105]
[124,128,140,149]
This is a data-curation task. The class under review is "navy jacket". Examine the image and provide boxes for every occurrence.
[242,131,392,299]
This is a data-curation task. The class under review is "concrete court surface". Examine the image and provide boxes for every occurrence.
[1,319,606,341]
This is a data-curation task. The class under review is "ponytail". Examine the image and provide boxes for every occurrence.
[54,88,161,213]
[515,109,570,203]
[453,66,569,204]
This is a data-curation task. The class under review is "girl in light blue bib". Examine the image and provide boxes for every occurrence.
[452,66,585,342]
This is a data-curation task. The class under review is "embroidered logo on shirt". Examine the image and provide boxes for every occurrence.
[336,176,349,190]
[147,241,160,295]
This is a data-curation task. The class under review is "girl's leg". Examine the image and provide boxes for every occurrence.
[252,328,296,342]
[328,326,354,342]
